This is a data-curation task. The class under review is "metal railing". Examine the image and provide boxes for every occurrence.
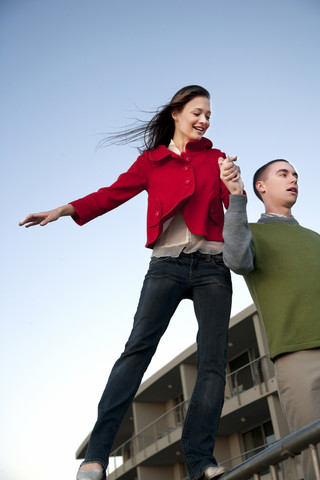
[108,399,189,474]
[225,354,274,403]
[221,419,320,480]
[108,355,274,475]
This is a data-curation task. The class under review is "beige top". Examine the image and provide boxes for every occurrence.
[152,140,223,257]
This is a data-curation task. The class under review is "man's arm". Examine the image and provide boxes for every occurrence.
[219,157,255,274]
[223,195,254,274]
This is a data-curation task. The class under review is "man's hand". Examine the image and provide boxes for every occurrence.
[218,156,244,194]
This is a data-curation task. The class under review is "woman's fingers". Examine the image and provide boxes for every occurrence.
[231,166,241,182]
[19,210,59,227]
[222,165,239,181]
[219,157,240,180]
[19,214,45,227]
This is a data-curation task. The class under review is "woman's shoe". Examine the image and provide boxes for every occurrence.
[202,465,226,479]
[76,468,106,480]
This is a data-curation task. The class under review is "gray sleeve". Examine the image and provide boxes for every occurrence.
[222,195,254,274]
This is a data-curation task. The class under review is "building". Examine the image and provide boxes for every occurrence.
[76,304,303,480]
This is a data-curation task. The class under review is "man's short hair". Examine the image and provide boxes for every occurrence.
[253,159,289,201]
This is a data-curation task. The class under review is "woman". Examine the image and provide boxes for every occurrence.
[20,85,239,480]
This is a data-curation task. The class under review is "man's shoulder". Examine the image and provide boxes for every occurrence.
[249,220,318,232]
[248,221,320,248]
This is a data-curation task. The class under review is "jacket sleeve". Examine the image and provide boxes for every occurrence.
[69,154,150,225]
[216,151,230,210]
[222,194,254,274]
[220,177,230,209]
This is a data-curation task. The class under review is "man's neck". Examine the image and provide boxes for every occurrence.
[264,203,292,217]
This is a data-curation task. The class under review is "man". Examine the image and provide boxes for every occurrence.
[219,157,320,480]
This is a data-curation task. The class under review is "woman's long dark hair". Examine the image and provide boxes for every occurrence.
[98,85,210,153]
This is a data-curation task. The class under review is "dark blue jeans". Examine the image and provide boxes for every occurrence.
[82,251,232,480]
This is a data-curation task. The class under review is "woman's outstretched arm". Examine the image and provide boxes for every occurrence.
[19,204,76,228]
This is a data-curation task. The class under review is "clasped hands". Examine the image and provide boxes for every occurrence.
[218,155,244,195]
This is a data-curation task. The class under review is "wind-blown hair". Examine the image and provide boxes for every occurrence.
[253,159,289,201]
[97,85,210,153]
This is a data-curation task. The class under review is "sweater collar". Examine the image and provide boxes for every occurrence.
[148,137,213,162]
[258,213,299,225]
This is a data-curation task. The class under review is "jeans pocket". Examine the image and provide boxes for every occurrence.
[210,255,229,272]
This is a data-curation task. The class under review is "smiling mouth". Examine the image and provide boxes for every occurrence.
[194,126,205,133]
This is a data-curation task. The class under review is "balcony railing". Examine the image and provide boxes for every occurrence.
[108,399,190,474]
[108,355,274,476]
[225,354,275,403]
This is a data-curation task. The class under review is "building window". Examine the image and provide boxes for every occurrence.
[229,347,259,393]
[243,421,276,459]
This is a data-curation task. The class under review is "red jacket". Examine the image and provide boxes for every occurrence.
[70,137,230,249]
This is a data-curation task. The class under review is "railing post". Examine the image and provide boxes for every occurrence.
[234,371,242,406]
[262,356,269,393]
[269,464,279,480]
[166,410,171,442]
[310,443,320,480]
[153,421,158,451]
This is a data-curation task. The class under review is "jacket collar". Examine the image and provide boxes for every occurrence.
[149,137,213,162]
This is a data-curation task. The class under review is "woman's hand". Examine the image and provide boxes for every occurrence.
[19,204,76,228]
[218,156,244,194]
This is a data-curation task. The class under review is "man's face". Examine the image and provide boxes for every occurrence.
[257,161,298,209]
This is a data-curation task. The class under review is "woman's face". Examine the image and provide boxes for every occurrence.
[172,96,211,145]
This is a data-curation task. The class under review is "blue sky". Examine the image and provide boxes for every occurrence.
[1,1,319,479]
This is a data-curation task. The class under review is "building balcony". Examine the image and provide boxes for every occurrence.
[76,305,291,480]
[106,354,276,479]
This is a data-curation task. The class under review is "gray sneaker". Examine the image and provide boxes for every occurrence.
[76,469,105,480]
[202,465,225,479]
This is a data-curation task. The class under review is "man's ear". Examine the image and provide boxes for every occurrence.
[256,180,266,195]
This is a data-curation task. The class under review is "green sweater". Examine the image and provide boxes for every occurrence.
[246,222,320,359]
[223,195,320,360]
